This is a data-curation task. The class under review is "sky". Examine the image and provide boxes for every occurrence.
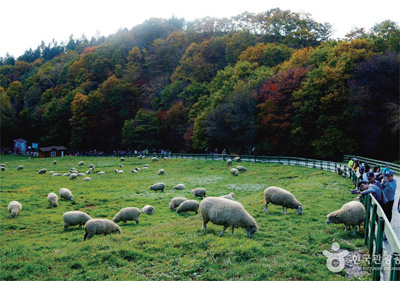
[1,0,399,59]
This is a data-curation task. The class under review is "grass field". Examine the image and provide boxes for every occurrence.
[0,155,370,280]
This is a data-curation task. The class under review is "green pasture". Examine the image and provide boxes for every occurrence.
[0,155,369,280]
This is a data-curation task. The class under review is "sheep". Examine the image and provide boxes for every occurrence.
[230,168,239,176]
[234,157,241,162]
[169,197,188,210]
[17,165,24,170]
[98,171,105,175]
[83,177,91,181]
[47,192,59,207]
[152,157,159,161]
[113,207,141,224]
[62,173,70,176]
[131,169,138,174]
[337,167,347,176]
[138,155,143,159]
[63,211,92,229]
[236,166,247,172]
[38,168,47,174]
[173,184,185,190]
[84,219,122,241]
[220,192,235,200]
[192,188,206,199]
[226,159,232,165]
[149,182,166,192]
[143,164,149,167]
[199,197,257,238]
[77,173,86,176]
[141,205,155,215]
[114,169,124,174]
[0,164,5,168]
[164,157,168,160]
[59,188,74,201]
[135,167,141,171]
[120,164,124,168]
[52,173,62,176]
[8,201,22,218]
[264,186,302,215]
[89,164,95,168]
[53,160,57,165]
[177,200,199,214]
[79,161,84,166]
[70,168,78,173]
[326,201,366,235]
[120,157,125,161]
[158,169,165,175]
[69,173,78,180]
[1,166,5,171]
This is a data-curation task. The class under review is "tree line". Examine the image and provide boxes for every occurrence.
[1,8,399,161]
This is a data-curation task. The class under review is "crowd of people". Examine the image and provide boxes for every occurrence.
[348,158,399,231]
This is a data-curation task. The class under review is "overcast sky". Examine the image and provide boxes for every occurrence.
[1,0,399,58]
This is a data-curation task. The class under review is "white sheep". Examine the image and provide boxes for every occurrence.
[326,201,366,235]
[84,219,122,241]
[143,164,149,167]
[337,167,348,176]
[52,173,62,176]
[220,192,235,200]
[120,157,125,161]
[158,169,165,175]
[38,168,47,174]
[264,186,302,215]
[135,167,141,171]
[230,168,239,176]
[164,157,168,160]
[169,197,188,210]
[149,182,166,192]
[17,165,24,170]
[63,211,92,229]
[138,155,143,159]
[152,157,158,162]
[226,159,232,165]
[113,207,141,224]
[53,160,57,165]
[69,173,78,180]
[191,188,206,199]
[141,205,155,215]
[59,188,74,201]
[62,173,70,176]
[173,184,185,190]
[177,200,199,214]
[98,171,105,175]
[77,173,86,176]
[8,201,22,218]
[83,177,91,181]
[236,166,247,172]
[234,157,241,162]
[79,161,84,166]
[200,197,257,238]
[47,192,59,207]
[89,164,95,168]
[131,170,138,174]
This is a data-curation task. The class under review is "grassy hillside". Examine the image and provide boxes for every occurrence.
[0,155,369,280]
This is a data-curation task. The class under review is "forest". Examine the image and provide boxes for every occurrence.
[1,8,399,161]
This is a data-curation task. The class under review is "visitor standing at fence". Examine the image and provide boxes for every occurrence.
[356,172,385,205]
[382,170,397,222]
[382,164,391,176]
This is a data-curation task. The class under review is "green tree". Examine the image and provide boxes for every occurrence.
[69,93,89,150]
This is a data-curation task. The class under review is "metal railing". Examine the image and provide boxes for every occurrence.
[344,155,400,175]
[361,194,400,281]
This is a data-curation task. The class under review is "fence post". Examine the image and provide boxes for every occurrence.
[389,252,399,281]
[372,217,385,280]
[368,203,378,258]
[364,196,372,245]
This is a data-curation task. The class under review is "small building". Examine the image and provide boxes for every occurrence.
[38,146,67,158]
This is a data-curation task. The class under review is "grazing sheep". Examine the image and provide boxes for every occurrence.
[192,188,206,199]
[158,169,165,175]
[236,166,247,172]
[8,201,22,218]
[169,197,188,210]
[0,164,5,168]
[69,173,78,180]
[120,157,125,161]
[77,173,86,176]
[326,201,366,235]
[173,184,185,190]
[98,171,105,175]
[53,160,57,165]
[200,197,257,238]
[234,157,241,162]
[177,200,199,214]
[83,177,91,181]
[138,155,143,159]
[149,182,166,192]
[143,164,149,167]
[47,192,59,207]
[337,167,347,176]
[38,168,47,174]
[131,170,138,174]
[89,164,95,168]
[1,166,5,171]
[164,157,168,160]
[59,188,74,201]
[152,157,159,161]
[84,219,122,241]
[220,192,235,200]
[141,205,155,215]
[70,168,78,173]
[135,167,141,171]
[62,173,70,176]
[113,207,141,224]
[230,168,239,176]
[52,173,62,176]
[264,186,302,215]
[79,161,84,166]
[226,159,232,165]
[63,211,92,229]
[114,169,124,174]
[17,165,24,170]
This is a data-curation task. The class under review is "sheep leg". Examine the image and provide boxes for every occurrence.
[281,207,285,215]
[220,226,228,236]
[231,227,234,236]
[264,204,268,212]
[135,220,139,225]
[201,222,208,231]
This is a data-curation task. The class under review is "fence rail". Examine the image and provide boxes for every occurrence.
[344,155,400,175]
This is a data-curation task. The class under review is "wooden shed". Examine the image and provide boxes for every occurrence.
[38,146,67,158]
